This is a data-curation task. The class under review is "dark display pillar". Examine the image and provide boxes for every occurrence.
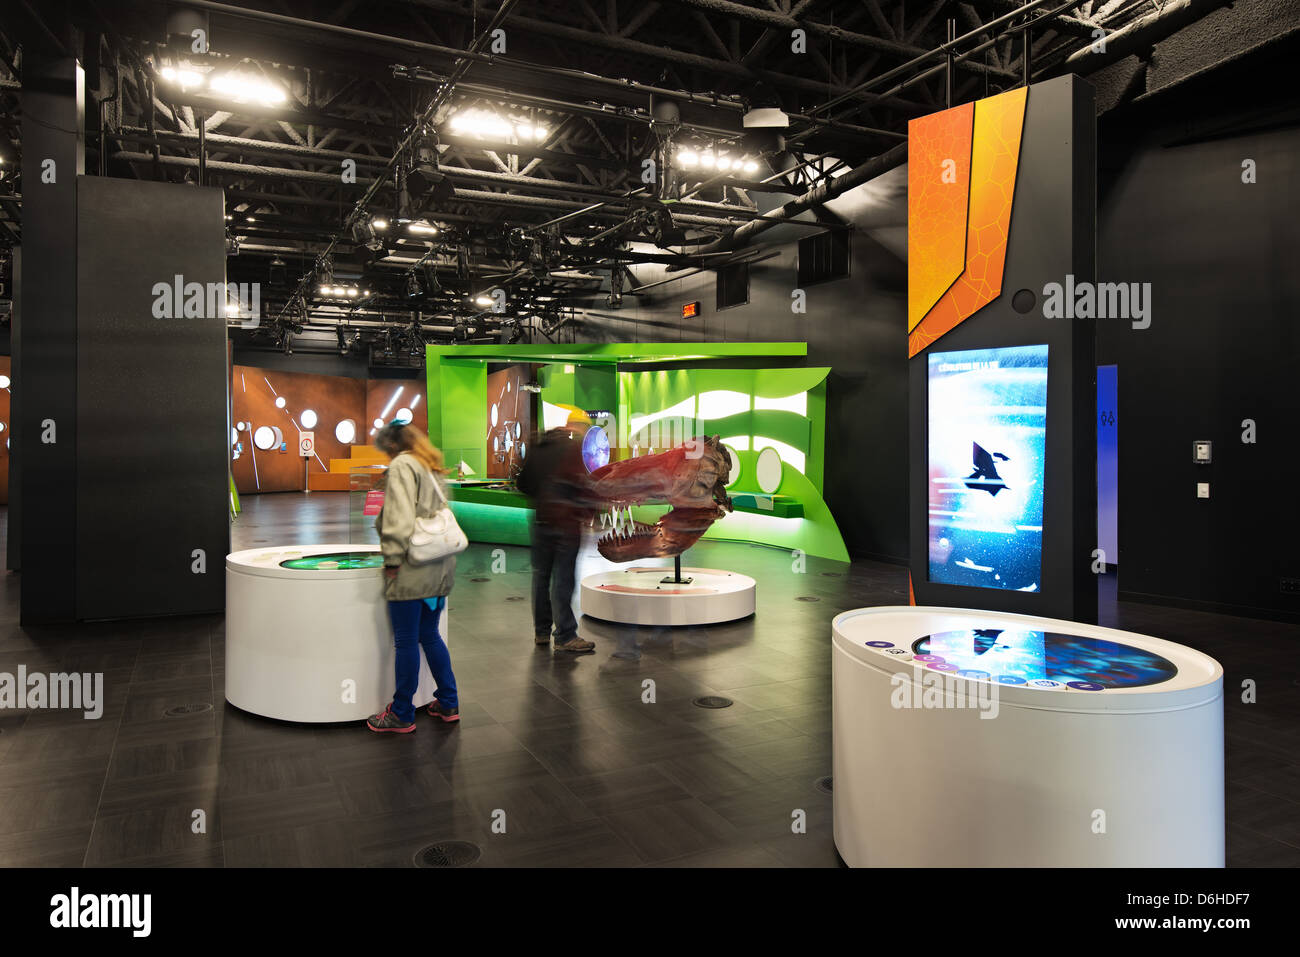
[16,55,84,623]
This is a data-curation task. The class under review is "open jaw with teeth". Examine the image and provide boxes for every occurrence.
[588,435,734,561]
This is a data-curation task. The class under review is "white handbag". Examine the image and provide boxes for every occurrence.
[407,468,469,565]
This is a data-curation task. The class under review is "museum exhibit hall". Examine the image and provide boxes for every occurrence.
[0,0,1295,930]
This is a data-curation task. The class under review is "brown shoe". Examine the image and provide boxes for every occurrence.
[535,632,552,646]
[555,636,595,654]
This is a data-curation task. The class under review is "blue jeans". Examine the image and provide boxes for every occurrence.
[531,525,579,643]
[387,596,457,722]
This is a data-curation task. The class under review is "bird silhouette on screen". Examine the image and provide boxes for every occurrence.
[965,443,1010,496]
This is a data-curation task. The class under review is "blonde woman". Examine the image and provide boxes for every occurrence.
[366,420,460,732]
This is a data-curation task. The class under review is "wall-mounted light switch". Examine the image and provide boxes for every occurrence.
[1197,482,1210,499]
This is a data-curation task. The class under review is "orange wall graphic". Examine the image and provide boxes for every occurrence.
[908,86,1027,358]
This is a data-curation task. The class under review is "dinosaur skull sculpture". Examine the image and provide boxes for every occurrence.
[588,435,734,561]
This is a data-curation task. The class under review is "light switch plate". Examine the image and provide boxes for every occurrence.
[1193,440,1212,464]
[1197,482,1210,499]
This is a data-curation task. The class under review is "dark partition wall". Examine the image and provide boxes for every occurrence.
[75,176,229,619]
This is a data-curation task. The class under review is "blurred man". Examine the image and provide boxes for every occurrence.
[516,406,596,654]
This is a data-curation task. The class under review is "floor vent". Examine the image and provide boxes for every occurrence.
[414,841,482,868]
[164,703,213,717]
[693,695,734,709]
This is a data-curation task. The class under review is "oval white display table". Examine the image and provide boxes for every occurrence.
[580,566,756,626]
[832,605,1223,867]
[226,544,443,723]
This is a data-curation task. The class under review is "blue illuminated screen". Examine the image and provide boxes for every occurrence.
[928,344,1047,591]
[912,630,1178,688]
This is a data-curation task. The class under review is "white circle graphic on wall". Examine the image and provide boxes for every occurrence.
[335,419,357,444]
[300,409,317,429]
[394,408,412,425]
[253,426,277,451]
[491,403,499,427]
[722,444,741,487]
[275,396,287,409]
[755,446,783,494]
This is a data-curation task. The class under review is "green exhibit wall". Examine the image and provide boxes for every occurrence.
[425,343,849,561]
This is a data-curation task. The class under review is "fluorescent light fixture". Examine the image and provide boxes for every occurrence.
[411,394,422,409]
[380,386,404,420]
[475,295,493,306]
[407,221,438,235]
[372,219,388,230]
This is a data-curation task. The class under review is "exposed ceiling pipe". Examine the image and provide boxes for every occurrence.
[656,0,1018,77]
[690,141,909,257]
[1052,0,1231,74]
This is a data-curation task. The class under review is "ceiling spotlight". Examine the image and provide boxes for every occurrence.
[717,157,732,171]
[474,295,494,307]
[319,284,331,295]
[372,219,388,230]
[449,109,513,139]
[330,286,343,296]
[408,221,438,236]
[743,160,759,174]
[210,72,287,106]
[159,65,205,90]
[225,302,241,316]
[346,288,358,297]
[677,150,698,167]
[701,152,716,168]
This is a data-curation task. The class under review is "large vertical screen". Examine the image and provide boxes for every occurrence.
[928,344,1048,592]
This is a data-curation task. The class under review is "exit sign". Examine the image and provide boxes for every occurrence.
[681,300,701,319]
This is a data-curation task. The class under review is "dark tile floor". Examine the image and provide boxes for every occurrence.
[0,493,1297,867]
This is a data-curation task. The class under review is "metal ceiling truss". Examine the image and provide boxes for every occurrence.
[0,0,1222,344]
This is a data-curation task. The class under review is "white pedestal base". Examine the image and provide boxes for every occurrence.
[832,606,1224,867]
[580,566,756,626]
[226,544,443,723]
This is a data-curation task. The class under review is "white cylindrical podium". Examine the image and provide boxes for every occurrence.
[226,544,443,723]
[580,565,756,626]
[832,605,1223,867]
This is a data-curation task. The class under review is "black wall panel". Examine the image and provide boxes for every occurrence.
[75,176,228,619]
[1097,45,1300,622]
[16,57,84,621]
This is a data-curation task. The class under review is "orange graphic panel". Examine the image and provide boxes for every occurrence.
[908,86,1027,357]
[908,102,973,333]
